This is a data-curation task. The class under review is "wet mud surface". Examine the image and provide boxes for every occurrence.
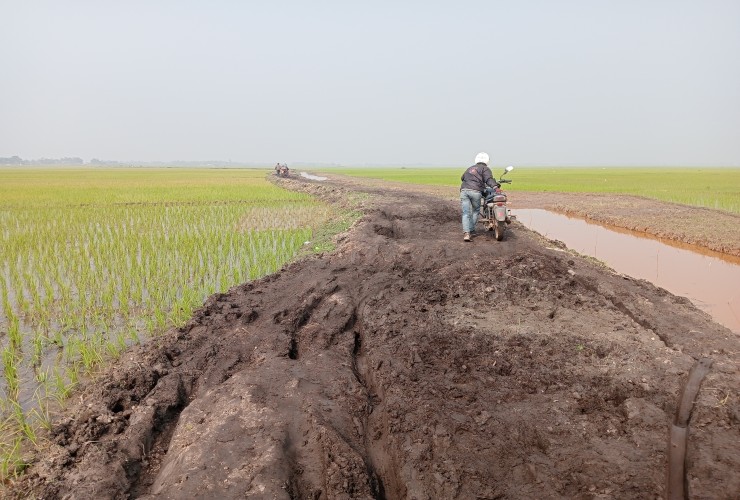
[9,175,739,499]
[331,177,740,258]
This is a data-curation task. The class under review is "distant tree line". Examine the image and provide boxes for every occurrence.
[0,156,87,166]
[0,157,292,168]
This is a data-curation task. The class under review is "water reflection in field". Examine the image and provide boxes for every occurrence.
[516,209,740,334]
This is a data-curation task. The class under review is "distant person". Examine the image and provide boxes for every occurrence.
[275,163,281,175]
[459,152,499,241]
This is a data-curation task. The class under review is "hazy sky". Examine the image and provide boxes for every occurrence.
[2,1,739,166]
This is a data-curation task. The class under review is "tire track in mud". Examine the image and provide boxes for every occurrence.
[8,176,739,499]
[349,289,399,500]
[351,308,386,500]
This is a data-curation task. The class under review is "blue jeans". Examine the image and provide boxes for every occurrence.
[460,189,482,233]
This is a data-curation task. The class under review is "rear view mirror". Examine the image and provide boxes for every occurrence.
[505,165,514,173]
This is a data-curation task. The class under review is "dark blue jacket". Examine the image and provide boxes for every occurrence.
[460,163,499,192]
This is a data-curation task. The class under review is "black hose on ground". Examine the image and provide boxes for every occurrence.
[667,357,713,500]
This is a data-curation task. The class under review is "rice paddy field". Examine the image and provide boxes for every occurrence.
[324,167,740,214]
[0,167,347,475]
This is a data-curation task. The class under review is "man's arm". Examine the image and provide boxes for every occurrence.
[482,166,500,189]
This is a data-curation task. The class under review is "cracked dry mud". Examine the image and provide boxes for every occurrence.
[9,175,739,499]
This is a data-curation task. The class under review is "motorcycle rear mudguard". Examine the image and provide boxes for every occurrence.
[493,205,507,222]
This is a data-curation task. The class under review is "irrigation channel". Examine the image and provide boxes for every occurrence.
[516,209,740,334]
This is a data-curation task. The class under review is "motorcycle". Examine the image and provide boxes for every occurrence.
[478,166,515,241]
[275,164,290,177]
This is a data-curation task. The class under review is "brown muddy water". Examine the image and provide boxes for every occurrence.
[516,209,740,334]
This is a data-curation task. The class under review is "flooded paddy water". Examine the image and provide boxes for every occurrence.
[516,209,740,334]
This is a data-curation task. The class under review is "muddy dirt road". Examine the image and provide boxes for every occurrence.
[11,175,739,499]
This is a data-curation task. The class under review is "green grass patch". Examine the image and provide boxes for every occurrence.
[306,209,362,254]
[325,166,740,213]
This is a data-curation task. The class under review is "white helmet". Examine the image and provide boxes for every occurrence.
[474,152,489,165]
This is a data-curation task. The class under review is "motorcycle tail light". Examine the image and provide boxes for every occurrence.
[496,202,504,206]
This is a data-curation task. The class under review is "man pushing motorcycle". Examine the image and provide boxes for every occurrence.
[459,152,500,241]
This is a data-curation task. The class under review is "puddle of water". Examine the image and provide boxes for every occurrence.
[516,209,740,334]
[300,172,327,181]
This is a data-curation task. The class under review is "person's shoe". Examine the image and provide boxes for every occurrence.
[463,232,471,242]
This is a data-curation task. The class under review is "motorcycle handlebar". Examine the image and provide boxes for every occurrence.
[499,179,512,184]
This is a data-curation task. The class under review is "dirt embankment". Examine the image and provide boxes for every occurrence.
[512,192,740,258]
[9,175,739,499]
[325,176,740,258]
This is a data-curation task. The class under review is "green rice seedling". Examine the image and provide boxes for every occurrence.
[50,367,73,403]
[115,331,128,353]
[0,434,27,480]
[143,315,156,334]
[1,347,19,399]
[169,297,190,327]
[12,279,27,318]
[105,338,121,359]
[8,400,35,445]
[51,329,64,348]
[127,324,141,345]
[29,388,53,431]
[35,366,49,385]
[67,362,80,386]
[1,277,12,321]
[62,337,79,363]
[30,328,44,367]
[76,337,104,374]
[7,315,22,351]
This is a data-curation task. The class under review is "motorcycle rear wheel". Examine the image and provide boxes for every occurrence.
[494,221,505,241]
